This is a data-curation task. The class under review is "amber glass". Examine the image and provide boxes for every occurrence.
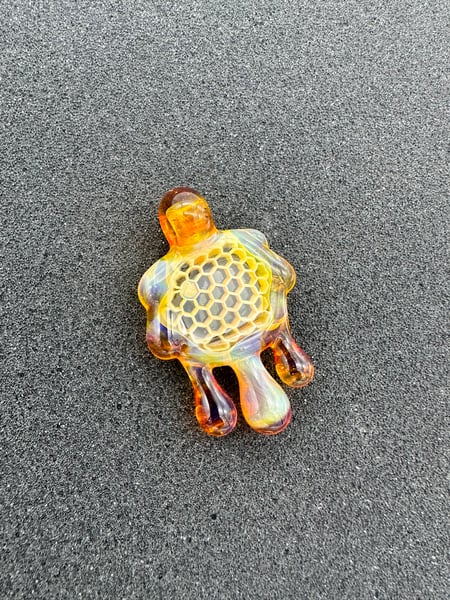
[138,187,314,436]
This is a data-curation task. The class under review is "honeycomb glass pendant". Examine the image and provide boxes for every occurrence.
[138,187,314,436]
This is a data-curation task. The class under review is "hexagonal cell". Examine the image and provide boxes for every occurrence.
[223,245,233,253]
[229,263,241,276]
[194,254,207,266]
[202,261,214,273]
[208,248,221,259]
[242,272,251,284]
[224,311,237,325]
[217,256,228,267]
[209,319,221,332]
[231,249,246,262]
[183,300,195,313]
[259,279,269,294]
[180,280,199,299]
[210,302,225,317]
[225,296,237,308]
[175,275,186,287]
[193,326,208,339]
[198,293,210,306]
[227,279,239,293]
[213,269,226,284]
[244,257,257,271]
[198,275,210,290]
[256,263,269,278]
[212,286,225,300]
[195,309,208,323]
[172,293,182,308]
[181,315,194,329]
[240,287,253,301]
[239,304,252,318]
[188,267,201,280]
[180,263,190,272]
[255,297,262,310]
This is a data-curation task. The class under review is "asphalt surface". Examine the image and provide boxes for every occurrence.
[1,1,448,598]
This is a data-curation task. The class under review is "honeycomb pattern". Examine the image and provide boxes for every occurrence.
[164,243,272,351]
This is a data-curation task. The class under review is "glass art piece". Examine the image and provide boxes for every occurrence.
[138,187,314,436]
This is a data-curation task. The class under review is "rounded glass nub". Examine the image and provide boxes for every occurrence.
[158,187,217,247]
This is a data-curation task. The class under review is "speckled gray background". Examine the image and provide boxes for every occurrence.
[1,1,448,598]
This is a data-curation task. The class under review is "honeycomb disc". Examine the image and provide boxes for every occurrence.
[162,241,273,352]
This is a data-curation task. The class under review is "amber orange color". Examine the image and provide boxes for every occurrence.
[138,187,314,436]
